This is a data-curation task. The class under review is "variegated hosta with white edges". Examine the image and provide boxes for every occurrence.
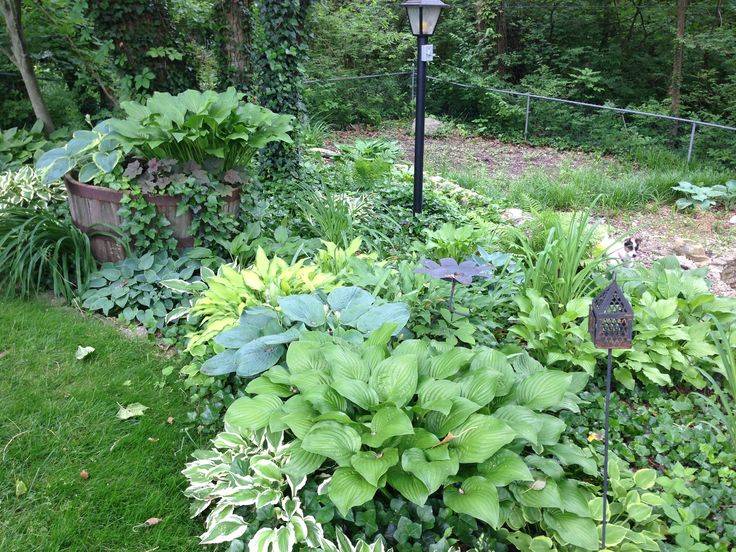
[182,430,388,551]
[206,322,622,551]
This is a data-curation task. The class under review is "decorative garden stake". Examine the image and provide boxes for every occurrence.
[588,275,634,550]
[402,0,449,215]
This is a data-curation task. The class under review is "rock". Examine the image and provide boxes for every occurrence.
[309,147,340,158]
[676,255,699,271]
[412,116,443,137]
[722,259,736,290]
[500,208,533,226]
[729,214,736,226]
[671,238,709,265]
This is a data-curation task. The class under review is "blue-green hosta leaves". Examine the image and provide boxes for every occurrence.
[279,294,327,327]
[444,476,500,528]
[449,414,516,463]
[301,421,362,465]
[369,354,418,408]
[224,394,282,434]
[328,468,378,515]
[327,286,374,321]
[362,406,414,448]
[351,448,399,486]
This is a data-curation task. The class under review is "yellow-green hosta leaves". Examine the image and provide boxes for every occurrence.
[362,406,414,448]
[512,479,562,509]
[449,414,516,463]
[301,421,362,465]
[515,370,573,410]
[351,448,398,486]
[369,354,418,408]
[328,468,378,516]
[331,378,380,410]
[424,397,482,436]
[425,347,474,379]
[417,378,460,415]
[224,394,282,433]
[444,476,500,528]
[282,443,325,479]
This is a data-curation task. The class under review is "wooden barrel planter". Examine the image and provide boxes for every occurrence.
[64,177,240,263]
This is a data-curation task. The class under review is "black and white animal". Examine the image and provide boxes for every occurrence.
[600,235,642,265]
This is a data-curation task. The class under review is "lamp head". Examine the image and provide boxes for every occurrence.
[402,0,449,36]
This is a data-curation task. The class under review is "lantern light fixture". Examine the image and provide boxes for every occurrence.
[402,0,448,37]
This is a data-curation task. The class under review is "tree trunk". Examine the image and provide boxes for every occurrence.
[669,0,689,136]
[1,0,55,133]
[496,0,508,75]
[215,0,253,94]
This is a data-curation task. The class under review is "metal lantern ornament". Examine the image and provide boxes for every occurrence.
[588,275,634,550]
[402,0,449,215]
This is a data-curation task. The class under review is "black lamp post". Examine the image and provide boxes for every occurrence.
[588,276,634,550]
[402,0,448,215]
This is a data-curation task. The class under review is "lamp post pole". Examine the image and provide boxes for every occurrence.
[413,34,428,215]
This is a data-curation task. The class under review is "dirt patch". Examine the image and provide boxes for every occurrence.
[331,124,615,179]
[607,207,736,297]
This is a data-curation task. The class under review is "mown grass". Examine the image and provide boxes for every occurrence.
[0,298,205,552]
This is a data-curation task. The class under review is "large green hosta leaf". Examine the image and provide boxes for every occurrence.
[479,449,533,486]
[417,378,460,415]
[426,348,474,379]
[450,414,515,463]
[328,467,378,515]
[425,397,482,436]
[224,394,282,433]
[362,406,414,448]
[327,286,374,320]
[326,345,370,381]
[331,377,380,410]
[457,368,503,406]
[369,354,418,408]
[301,421,362,465]
[401,447,459,495]
[351,448,398,486]
[444,476,500,528]
[515,370,573,411]
[493,405,541,445]
[543,511,598,551]
[511,479,563,509]
[282,442,325,478]
[387,466,430,505]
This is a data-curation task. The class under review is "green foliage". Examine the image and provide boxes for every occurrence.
[80,251,209,337]
[110,88,294,172]
[201,287,409,378]
[299,189,357,248]
[509,210,608,315]
[36,121,124,185]
[0,166,66,212]
[335,139,403,188]
[673,180,736,210]
[0,207,96,301]
[180,248,337,354]
[182,429,388,551]
[228,223,321,268]
[220,330,604,548]
[257,0,315,179]
[0,122,50,171]
[420,223,489,261]
[510,290,602,376]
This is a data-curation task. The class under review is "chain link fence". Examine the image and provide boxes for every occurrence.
[305,68,736,167]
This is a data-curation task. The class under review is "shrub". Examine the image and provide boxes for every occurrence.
[0,121,50,172]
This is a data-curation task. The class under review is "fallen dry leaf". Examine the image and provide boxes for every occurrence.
[116,403,148,420]
[148,437,159,443]
[145,517,162,526]
[0,350,8,360]
[75,346,95,360]
[587,432,603,442]
[166,416,174,425]
[80,470,89,480]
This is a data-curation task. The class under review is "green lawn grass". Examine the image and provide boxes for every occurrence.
[0,298,205,552]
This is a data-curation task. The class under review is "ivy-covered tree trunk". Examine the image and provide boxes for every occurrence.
[1,0,55,133]
[669,0,689,137]
[87,0,196,94]
[215,0,253,95]
[257,0,315,180]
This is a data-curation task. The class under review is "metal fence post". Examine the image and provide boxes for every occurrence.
[687,122,697,164]
[524,94,531,140]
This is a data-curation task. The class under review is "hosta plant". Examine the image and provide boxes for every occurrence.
[0,121,50,172]
[510,289,603,375]
[0,166,66,212]
[182,429,387,551]
[109,88,294,171]
[222,330,605,549]
[672,181,736,211]
[163,248,337,354]
[200,287,409,378]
